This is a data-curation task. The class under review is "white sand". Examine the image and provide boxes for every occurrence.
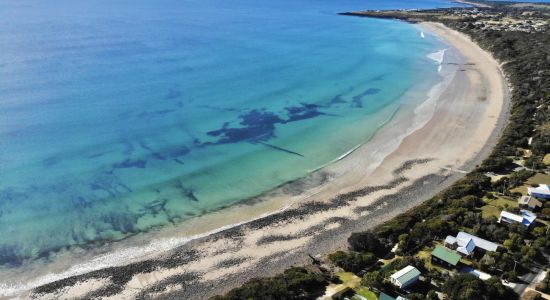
[22,22,509,300]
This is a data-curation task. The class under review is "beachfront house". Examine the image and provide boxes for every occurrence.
[518,196,543,211]
[498,210,537,228]
[389,265,420,289]
[528,184,550,199]
[431,245,461,269]
[444,232,499,257]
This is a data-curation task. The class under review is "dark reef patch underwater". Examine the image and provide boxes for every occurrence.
[0,0,448,290]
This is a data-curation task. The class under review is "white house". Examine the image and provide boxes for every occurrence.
[444,231,499,256]
[390,265,420,289]
[528,184,550,199]
[499,210,537,228]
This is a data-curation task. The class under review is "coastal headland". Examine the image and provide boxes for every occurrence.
[17,18,510,300]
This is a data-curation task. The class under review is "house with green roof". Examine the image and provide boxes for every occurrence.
[379,292,396,300]
[378,292,408,300]
[431,245,461,269]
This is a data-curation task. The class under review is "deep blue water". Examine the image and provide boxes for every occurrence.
[0,0,459,271]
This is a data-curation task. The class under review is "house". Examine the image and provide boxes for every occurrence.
[518,196,543,211]
[389,265,420,289]
[444,232,499,256]
[379,293,396,300]
[528,184,550,199]
[431,245,461,269]
[379,293,408,300]
[498,210,537,228]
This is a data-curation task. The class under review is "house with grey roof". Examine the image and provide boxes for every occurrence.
[444,231,499,257]
[389,265,420,289]
[518,196,543,211]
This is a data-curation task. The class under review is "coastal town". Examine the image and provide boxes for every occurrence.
[212,0,550,299]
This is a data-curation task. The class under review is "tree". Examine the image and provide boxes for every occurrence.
[361,271,384,290]
[212,267,329,300]
[348,232,387,258]
[426,290,439,300]
[503,233,523,252]
[328,251,377,273]
[407,293,425,300]
[442,274,515,300]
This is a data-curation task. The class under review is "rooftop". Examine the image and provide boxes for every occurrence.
[379,292,396,300]
[500,210,537,226]
[518,196,542,208]
[431,245,461,266]
[445,232,499,256]
[456,232,499,252]
[390,265,421,284]
[528,184,550,195]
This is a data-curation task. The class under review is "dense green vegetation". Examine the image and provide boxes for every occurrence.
[328,251,378,273]
[442,274,516,300]
[215,2,550,299]
[210,267,330,300]
[347,232,389,258]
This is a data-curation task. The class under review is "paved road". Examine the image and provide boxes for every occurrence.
[515,267,546,297]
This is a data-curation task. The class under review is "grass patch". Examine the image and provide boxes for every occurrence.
[354,287,378,300]
[337,272,361,288]
[415,246,446,273]
[511,173,550,195]
[460,257,474,266]
[481,195,518,219]
[481,205,502,219]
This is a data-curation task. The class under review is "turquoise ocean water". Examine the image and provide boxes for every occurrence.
[0,0,462,280]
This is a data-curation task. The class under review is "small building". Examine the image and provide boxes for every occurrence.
[528,184,550,199]
[444,232,499,257]
[518,196,543,211]
[431,245,461,269]
[499,210,537,228]
[378,293,408,300]
[389,265,420,289]
[379,292,396,300]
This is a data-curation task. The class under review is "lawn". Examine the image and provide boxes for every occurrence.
[415,247,446,273]
[481,195,518,219]
[481,204,502,219]
[335,272,378,300]
[510,172,550,195]
[337,272,361,288]
[354,287,378,300]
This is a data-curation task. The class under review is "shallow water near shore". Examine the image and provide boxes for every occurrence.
[0,0,459,293]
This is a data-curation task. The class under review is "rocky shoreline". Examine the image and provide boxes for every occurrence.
[21,20,510,300]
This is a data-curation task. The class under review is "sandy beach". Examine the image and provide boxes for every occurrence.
[15,22,509,300]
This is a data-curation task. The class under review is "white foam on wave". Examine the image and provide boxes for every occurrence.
[1,49,459,300]
[0,203,295,297]
[307,104,401,174]
[420,31,425,38]
[359,61,457,177]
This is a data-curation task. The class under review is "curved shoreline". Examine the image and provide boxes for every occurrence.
[7,21,510,299]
